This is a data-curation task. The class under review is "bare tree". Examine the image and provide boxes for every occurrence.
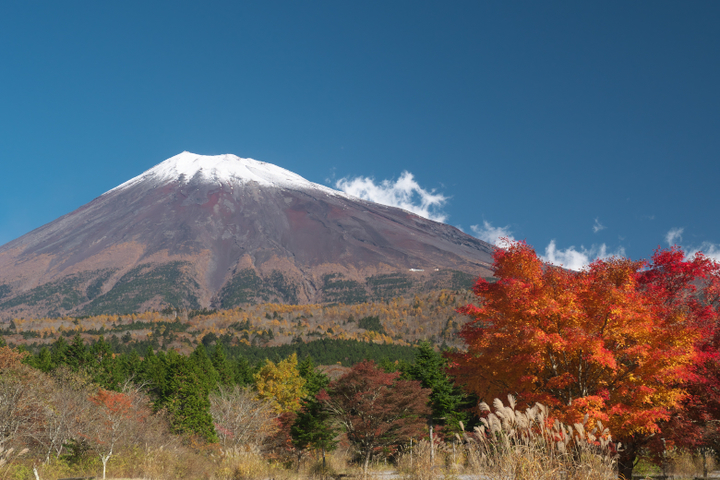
[82,385,150,480]
[28,371,94,463]
[0,347,42,450]
[209,385,277,449]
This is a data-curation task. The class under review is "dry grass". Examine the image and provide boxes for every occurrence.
[651,448,718,480]
[9,398,720,480]
[459,395,617,480]
[397,396,618,480]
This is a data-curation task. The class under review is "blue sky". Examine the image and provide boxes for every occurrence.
[1,1,719,270]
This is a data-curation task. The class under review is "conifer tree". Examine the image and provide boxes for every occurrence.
[290,356,335,464]
[189,344,219,392]
[164,354,218,442]
[403,341,467,432]
[66,334,91,371]
[34,346,54,372]
[297,356,329,397]
[233,355,255,385]
[291,397,338,469]
[210,343,234,386]
[139,347,169,407]
[89,335,121,389]
[51,336,69,367]
[117,350,141,381]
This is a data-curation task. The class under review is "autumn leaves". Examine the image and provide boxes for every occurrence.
[452,241,720,479]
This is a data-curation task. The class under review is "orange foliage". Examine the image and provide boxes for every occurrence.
[452,241,698,440]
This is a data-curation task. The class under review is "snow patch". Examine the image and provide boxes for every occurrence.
[106,152,344,196]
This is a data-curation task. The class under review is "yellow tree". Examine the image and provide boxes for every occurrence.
[254,353,306,414]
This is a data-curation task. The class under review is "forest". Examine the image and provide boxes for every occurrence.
[0,289,475,356]
[2,244,720,480]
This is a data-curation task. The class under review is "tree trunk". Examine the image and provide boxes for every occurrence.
[410,438,413,469]
[101,454,110,480]
[363,449,371,479]
[429,420,435,466]
[617,443,637,480]
[322,447,326,471]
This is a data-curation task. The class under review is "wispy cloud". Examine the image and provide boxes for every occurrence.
[592,218,606,233]
[541,240,626,271]
[335,171,448,222]
[471,221,515,247]
[665,227,684,246]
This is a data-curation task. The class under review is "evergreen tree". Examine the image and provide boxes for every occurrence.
[233,355,255,386]
[34,346,54,372]
[139,347,169,407]
[50,336,70,367]
[164,354,218,442]
[66,333,92,371]
[189,344,219,392]
[117,350,141,381]
[89,335,122,389]
[297,356,329,397]
[210,343,234,386]
[291,397,338,468]
[403,341,468,432]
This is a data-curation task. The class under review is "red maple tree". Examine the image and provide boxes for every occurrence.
[451,242,719,479]
[635,247,720,472]
[318,360,430,476]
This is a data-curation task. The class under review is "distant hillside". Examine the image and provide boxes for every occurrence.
[0,289,477,354]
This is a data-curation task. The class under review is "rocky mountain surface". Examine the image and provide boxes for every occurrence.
[0,152,494,318]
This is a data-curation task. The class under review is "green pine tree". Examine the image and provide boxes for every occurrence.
[50,336,70,367]
[403,341,468,432]
[297,356,329,397]
[34,346,55,372]
[189,344,220,392]
[233,355,255,385]
[66,333,92,371]
[165,355,218,442]
[89,335,122,389]
[291,397,338,469]
[210,343,234,386]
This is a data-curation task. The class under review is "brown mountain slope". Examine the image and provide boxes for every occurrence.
[0,152,494,318]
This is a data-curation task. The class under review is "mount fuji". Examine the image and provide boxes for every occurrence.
[0,152,494,318]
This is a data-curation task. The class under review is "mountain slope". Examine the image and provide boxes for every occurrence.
[0,152,494,317]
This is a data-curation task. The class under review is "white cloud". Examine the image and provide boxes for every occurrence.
[666,227,684,246]
[541,240,626,271]
[335,171,448,222]
[681,242,720,262]
[658,228,720,262]
[471,221,515,247]
[592,218,606,233]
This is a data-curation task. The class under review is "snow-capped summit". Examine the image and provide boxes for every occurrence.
[109,152,341,196]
